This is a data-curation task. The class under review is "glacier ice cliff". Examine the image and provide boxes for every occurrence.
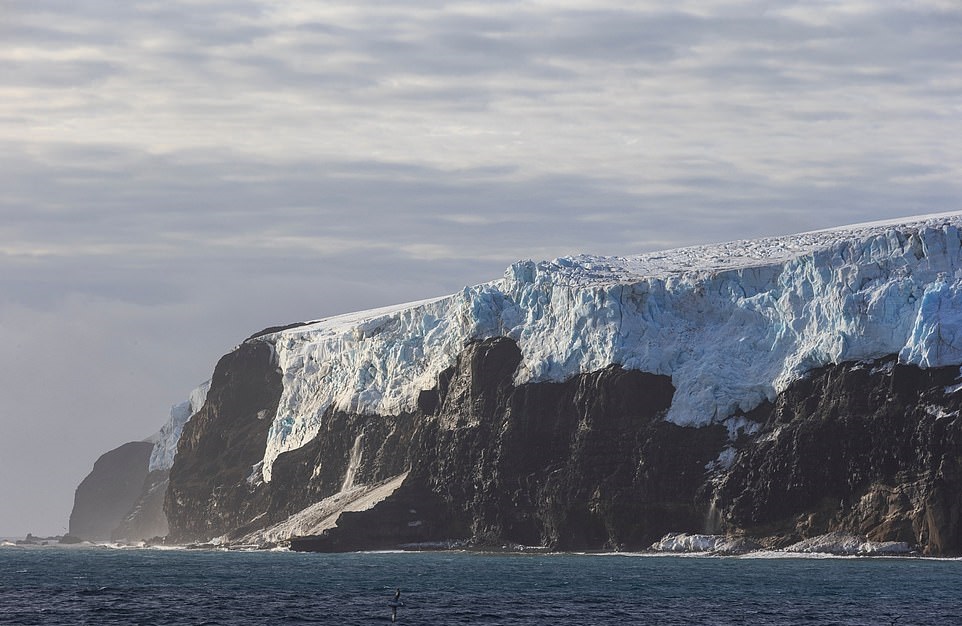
[260,212,962,481]
[149,381,211,473]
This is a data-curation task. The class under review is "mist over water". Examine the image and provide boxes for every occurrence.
[2,547,960,625]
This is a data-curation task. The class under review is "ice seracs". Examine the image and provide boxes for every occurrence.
[148,381,210,473]
[254,212,962,481]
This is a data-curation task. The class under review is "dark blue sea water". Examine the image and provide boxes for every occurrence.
[1,547,960,625]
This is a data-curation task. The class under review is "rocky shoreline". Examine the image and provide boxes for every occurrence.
[199,530,921,558]
[2,529,928,559]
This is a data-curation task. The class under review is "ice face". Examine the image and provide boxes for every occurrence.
[148,381,211,472]
[254,212,962,481]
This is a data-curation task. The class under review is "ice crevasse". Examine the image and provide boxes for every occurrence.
[242,213,962,481]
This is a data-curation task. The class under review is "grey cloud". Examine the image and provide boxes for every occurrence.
[4,59,121,88]
[1,142,646,262]
[690,8,962,90]
[10,2,958,131]
[2,23,119,47]
[13,0,268,38]
[10,3,957,87]
[5,142,958,289]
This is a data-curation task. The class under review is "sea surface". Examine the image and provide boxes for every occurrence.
[1,546,960,625]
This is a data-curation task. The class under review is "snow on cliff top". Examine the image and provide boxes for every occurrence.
[286,211,962,329]
[256,211,962,481]
[507,211,962,287]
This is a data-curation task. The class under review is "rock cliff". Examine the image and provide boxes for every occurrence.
[73,212,962,554]
[110,469,171,541]
[716,358,962,554]
[165,342,281,542]
[69,441,154,541]
[164,335,962,554]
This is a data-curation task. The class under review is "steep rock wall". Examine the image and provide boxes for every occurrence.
[165,341,282,542]
[405,337,726,550]
[69,441,153,541]
[714,358,962,555]
[166,334,962,555]
[111,469,170,541]
[168,337,727,550]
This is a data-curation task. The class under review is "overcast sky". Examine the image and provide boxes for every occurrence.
[2,0,961,537]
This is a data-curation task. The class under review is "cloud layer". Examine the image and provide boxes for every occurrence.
[2,0,960,536]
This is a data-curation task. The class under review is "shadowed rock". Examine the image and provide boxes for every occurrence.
[69,441,153,541]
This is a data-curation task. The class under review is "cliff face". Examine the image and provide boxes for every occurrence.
[165,334,962,554]
[77,213,962,553]
[69,441,153,541]
[165,341,282,543]
[716,358,962,555]
[405,337,723,550]
[69,379,210,543]
[111,469,170,541]
[168,336,728,550]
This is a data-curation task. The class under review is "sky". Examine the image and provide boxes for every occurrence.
[2,0,961,537]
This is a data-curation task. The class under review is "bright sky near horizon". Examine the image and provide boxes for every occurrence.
[2,1,961,537]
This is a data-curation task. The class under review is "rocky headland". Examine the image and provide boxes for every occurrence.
[70,213,962,556]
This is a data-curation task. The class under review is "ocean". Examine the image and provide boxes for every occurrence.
[1,546,960,625]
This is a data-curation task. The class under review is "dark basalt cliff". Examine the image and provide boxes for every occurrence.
[715,358,962,555]
[165,341,282,543]
[166,336,730,549]
[288,338,729,551]
[70,441,154,541]
[162,334,962,555]
[157,327,962,555]
[403,338,726,550]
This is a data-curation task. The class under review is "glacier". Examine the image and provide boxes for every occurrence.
[254,212,962,481]
[148,381,211,473]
